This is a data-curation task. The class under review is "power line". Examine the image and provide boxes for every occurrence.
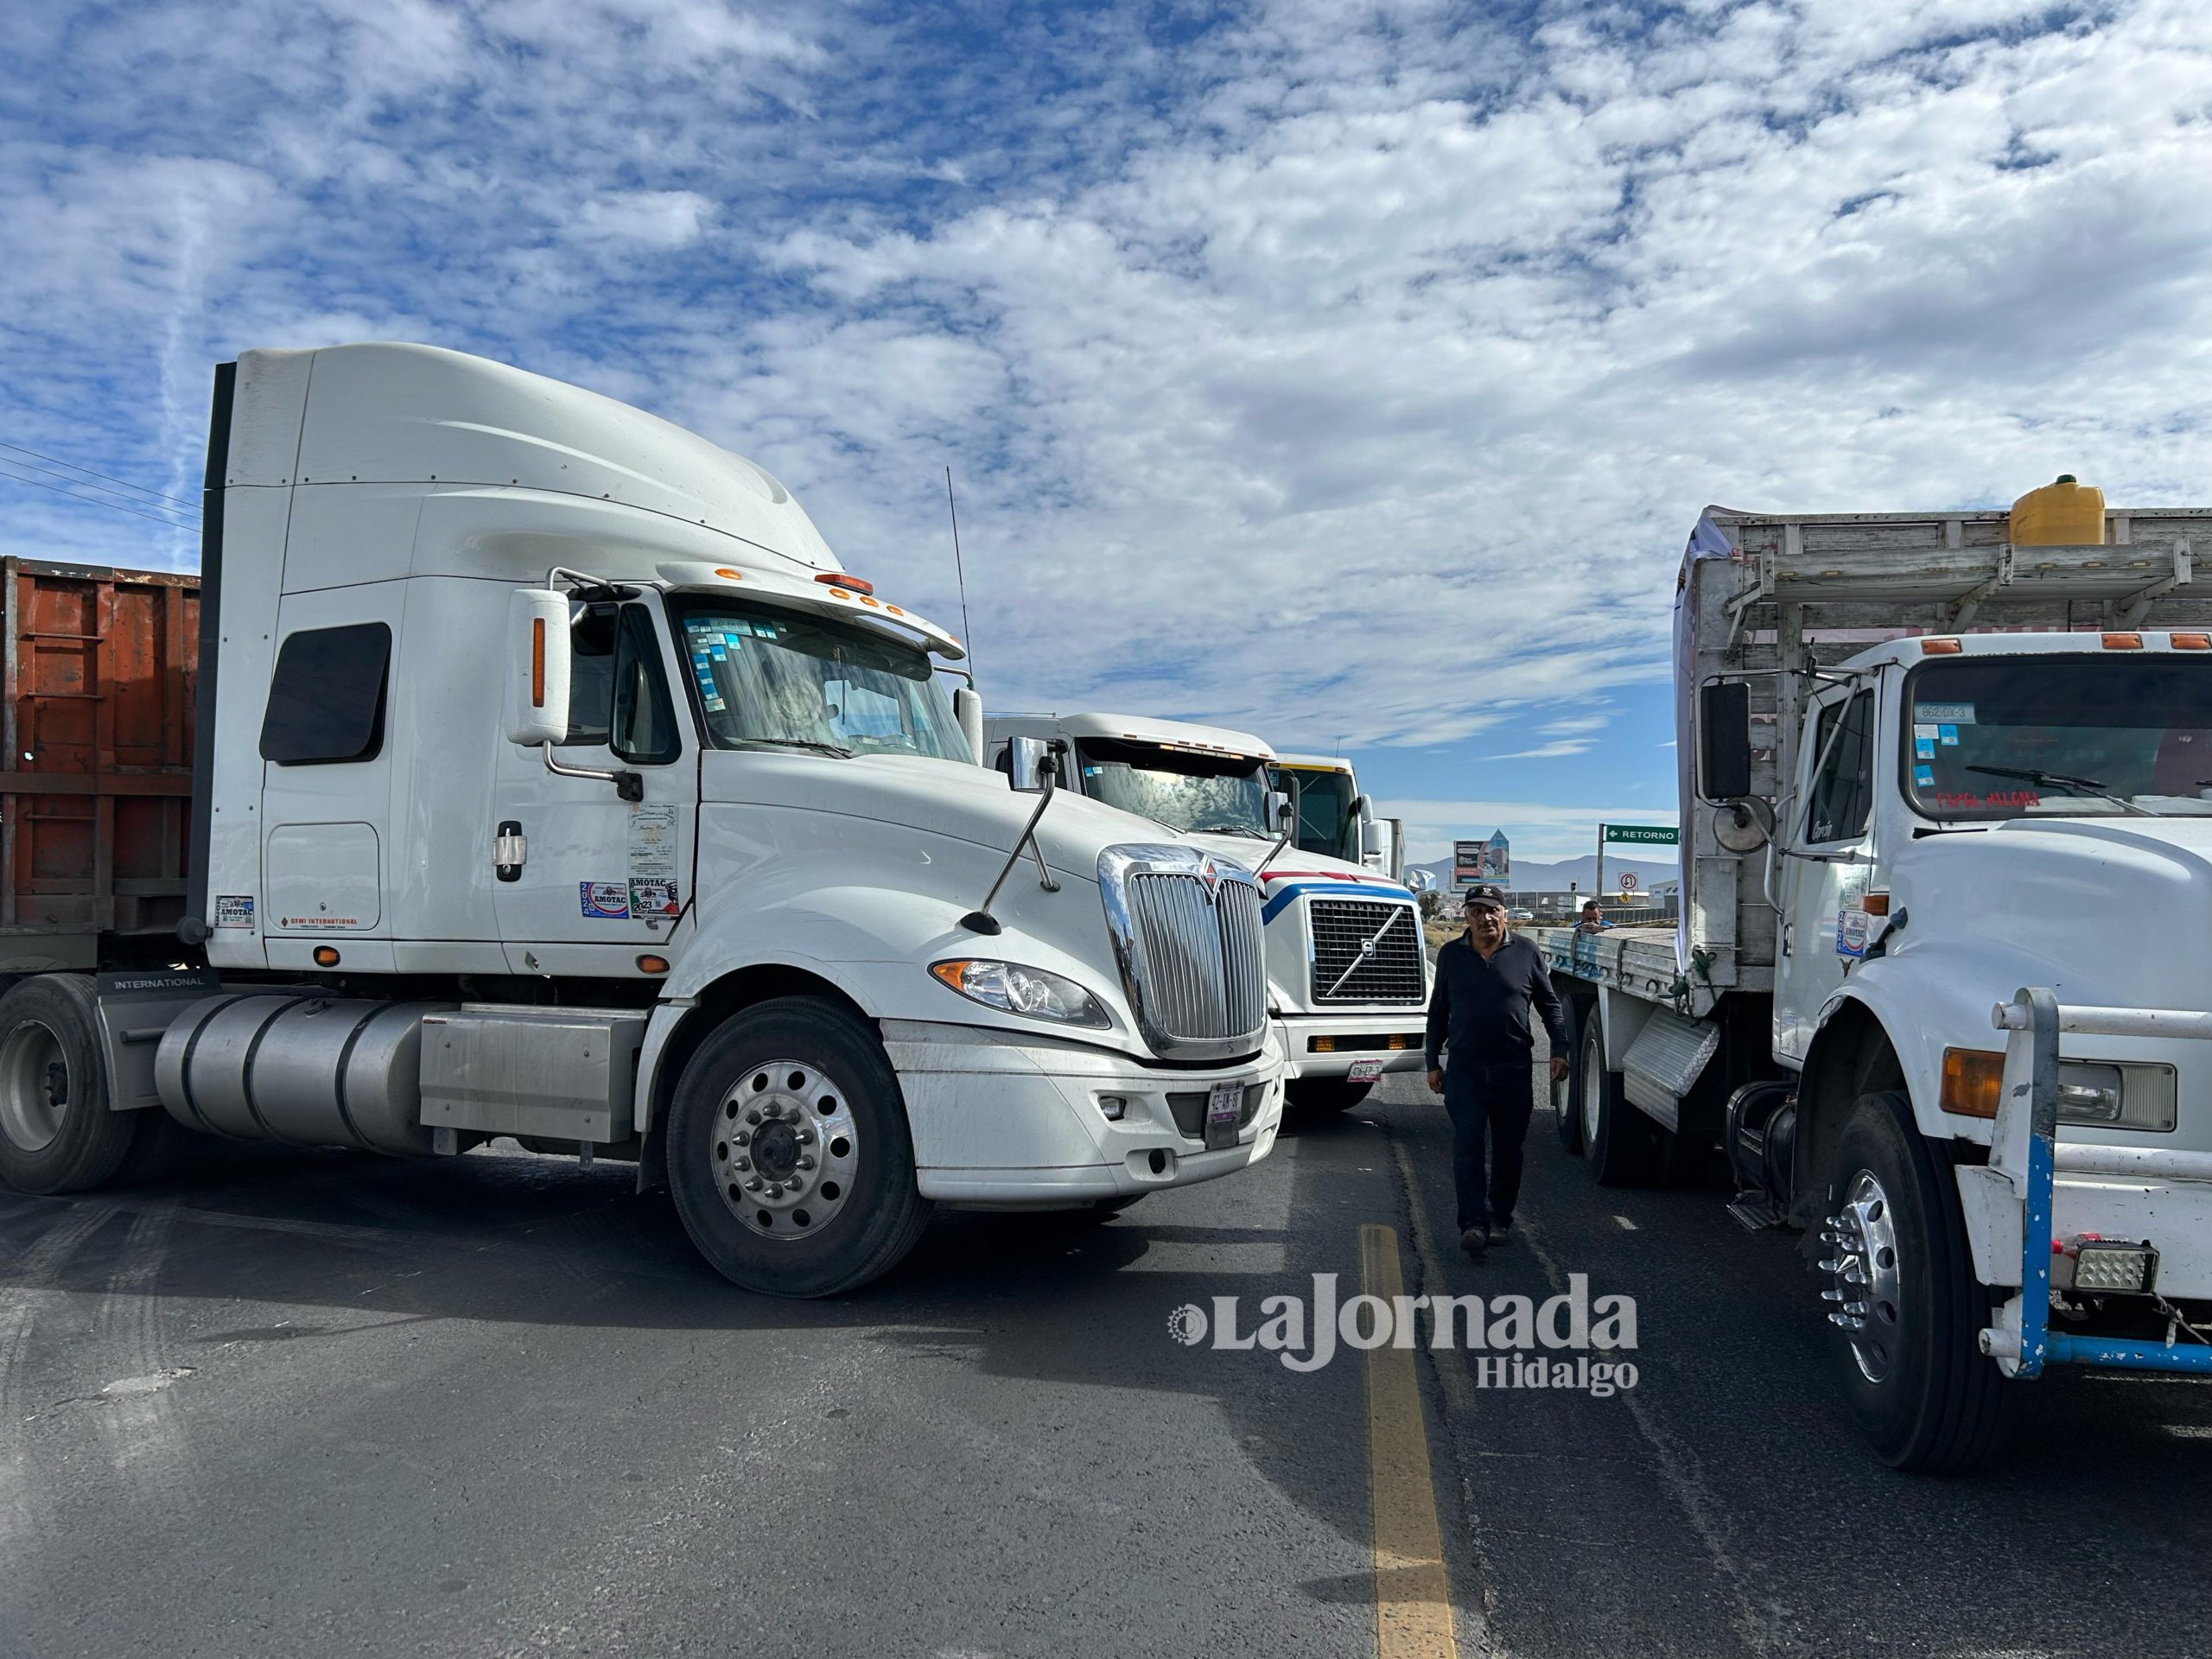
[0,464,202,531]
[0,450,200,523]
[0,439,200,510]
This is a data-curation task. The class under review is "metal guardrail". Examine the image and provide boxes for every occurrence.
[1979,988,2212,1379]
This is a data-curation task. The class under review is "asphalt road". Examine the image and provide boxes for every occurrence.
[5,1059,2212,1658]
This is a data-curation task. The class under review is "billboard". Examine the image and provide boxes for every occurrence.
[1452,830,1510,887]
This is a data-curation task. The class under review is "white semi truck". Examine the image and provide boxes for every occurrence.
[1529,495,2212,1469]
[0,344,1285,1296]
[985,715,1427,1113]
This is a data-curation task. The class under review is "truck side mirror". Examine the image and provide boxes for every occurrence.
[952,686,985,766]
[503,589,571,747]
[1006,735,1054,792]
[1266,788,1294,830]
[1353,791,1376,826]
[1699,679,1753,801]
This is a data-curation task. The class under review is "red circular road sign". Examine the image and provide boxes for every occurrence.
[1618,872,1639,893]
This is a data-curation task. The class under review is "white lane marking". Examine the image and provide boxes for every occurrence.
[1613,1216,1639,1231]
[99,1369,195,1397]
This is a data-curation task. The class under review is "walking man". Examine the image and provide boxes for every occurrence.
[1426,885,1570,1257]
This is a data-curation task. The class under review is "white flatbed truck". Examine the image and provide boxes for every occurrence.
[1530,499,2212,1469]
[0,344,1285,1296]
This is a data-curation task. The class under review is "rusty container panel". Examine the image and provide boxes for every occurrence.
[3,556,198,963]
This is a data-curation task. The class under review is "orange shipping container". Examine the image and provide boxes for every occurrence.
[1,557,198,969]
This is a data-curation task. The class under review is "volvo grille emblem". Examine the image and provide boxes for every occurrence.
[1360,937,1377,958]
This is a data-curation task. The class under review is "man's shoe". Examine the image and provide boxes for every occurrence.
[1490,1217,1514,1243]
[1459,1226,1489,1258]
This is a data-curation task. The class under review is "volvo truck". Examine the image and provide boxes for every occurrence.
[1528,498,2212,1470]
[1268,753,1400,880]
[0,344,1284,1297]
[985,714,1426,1113]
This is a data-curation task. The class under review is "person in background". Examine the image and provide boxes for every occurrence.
[1425,886,1570,1258]
[1575,899,1610,934]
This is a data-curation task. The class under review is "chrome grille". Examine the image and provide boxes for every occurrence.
[1128,874,1267,1040]
[1099,845,1268,1062]
[1309,899,1425,1006]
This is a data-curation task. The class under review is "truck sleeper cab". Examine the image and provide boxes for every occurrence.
[985,713,1427,1114]
[0,344,1283,1297]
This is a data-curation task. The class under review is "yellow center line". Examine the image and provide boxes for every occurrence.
[1362,1222,1460,1659]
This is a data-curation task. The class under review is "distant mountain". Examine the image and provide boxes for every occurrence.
[1409,852,1678,893]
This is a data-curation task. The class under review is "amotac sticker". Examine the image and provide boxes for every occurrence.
[580,881,631,920]
[1916,702,1976,725]
[214,894,256,929]
[1916,735,1936,759]
[1938,724,1960,746]
[630,878,681,918]
[1913,764,1936,786]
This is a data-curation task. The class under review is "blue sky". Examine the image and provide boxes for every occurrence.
[5,0,2210,862]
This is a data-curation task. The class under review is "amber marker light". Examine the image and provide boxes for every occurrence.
[637,954,670,975]
[1921,637,1963,655]
[531,617,546,705]
[1940,1047,2004,1117]
[2103,632,2143,650]
[815,572,874,595]
[313,945,340,967]
[2173,632,2210,650]
[713,567,745,581]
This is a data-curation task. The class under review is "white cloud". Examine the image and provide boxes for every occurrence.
[3,0,2209,779]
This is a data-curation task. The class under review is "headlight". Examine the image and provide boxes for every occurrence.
[929,959,1111,1028]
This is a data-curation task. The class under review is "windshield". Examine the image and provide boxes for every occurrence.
[1075,738,1270,835]
[1906,656,2212,819]
[1273,765,1358,861]
[672,599,971,762]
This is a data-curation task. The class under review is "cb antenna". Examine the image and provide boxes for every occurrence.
[945,467,976,674]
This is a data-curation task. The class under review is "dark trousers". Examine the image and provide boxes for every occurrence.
[1442,1060,1536,1233]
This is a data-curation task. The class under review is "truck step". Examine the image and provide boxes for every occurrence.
[1726,1193,1791,1233]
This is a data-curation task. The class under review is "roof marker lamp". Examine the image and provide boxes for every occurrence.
[815,572,874,595]
[930,959,1109,1028]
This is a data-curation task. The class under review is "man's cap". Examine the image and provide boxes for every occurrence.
[1462,885,1507,912]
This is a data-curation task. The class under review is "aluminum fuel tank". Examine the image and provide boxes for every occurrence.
[155,995,458,1154]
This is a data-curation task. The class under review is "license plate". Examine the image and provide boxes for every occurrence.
[1348,1060,1384,1084]
[1205,1080,1245,1150]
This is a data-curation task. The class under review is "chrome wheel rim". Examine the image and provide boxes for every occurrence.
[709,1060,860,1241]
[1823,1170,1904,1382]
[1580,1022,1603,1146]
[0,1020,67,1154]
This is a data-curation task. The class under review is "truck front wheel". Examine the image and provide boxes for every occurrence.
[0,974,143,1194]
[1821,1090,2009,1472]
[666,996,931,1298]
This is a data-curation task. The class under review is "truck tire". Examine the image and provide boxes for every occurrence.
[1821,1090,2010,1473]
[1579,1013,1659,1186]
[666,996,931,1298]
[1555,997,1591,1154]
[0,974,143,1194]
[1287,1077,1372,1116]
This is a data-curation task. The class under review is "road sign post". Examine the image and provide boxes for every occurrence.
[1596,823,1679,904]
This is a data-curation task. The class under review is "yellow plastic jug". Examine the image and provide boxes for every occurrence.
[2009,474,2105,546]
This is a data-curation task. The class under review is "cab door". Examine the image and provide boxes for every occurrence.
[1774,683,1878,1061]
[491,598,695,975]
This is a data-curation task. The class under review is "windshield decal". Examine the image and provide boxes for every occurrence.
[1916,701,1976,724]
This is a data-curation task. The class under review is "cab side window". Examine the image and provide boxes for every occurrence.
[609,606,679,765]
[562,604,677,764]
[1805,690,1875,843]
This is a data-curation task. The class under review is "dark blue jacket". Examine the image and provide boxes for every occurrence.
[1425,933,1568,1071]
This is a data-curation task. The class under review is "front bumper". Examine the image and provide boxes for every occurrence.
[1962,1163,2212,1300]
[1273,1009,1428,1081]
[881,1019,1284,1207]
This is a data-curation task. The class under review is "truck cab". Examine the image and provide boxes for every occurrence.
[985,714,1427,1112]
[0,344,1285,1297]
[1268,753,1395,877]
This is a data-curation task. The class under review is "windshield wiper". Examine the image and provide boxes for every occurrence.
[1966,764,2153,817]
[738,737,854,759]
[1191,823,1269,838]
